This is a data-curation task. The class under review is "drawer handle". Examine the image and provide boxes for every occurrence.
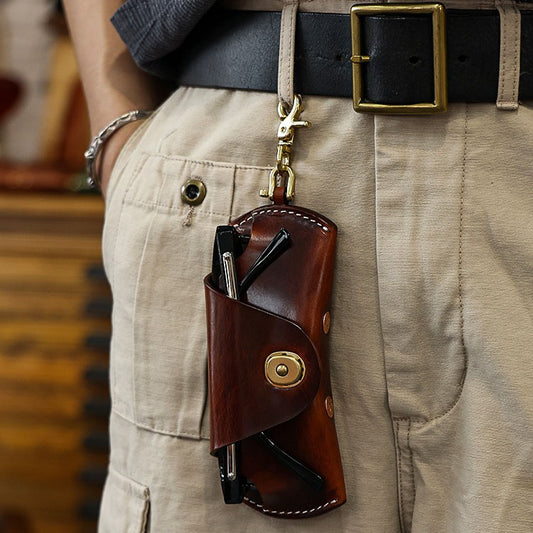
[79,465,107,486]
[83,365,109,384]
[84,333,111,351]
[82,431,109,452]
[84,298,112,318]
[77,499,101,520]
[83,397,111,418]
[85,264,107,282]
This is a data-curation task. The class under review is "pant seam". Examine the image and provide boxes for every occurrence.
[395,420,406,533]
[512,5,519,101]
[409,103,470,428]
[111,408,208,440]
[457,103,469,390]
[228,165,237,221]
[500,2,508,99]
[407,420,416,519]
[374,114,402,531]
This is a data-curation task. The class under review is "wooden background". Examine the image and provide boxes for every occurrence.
[0,193,110,532]
[0,3,114,531]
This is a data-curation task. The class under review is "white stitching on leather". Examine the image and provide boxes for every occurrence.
[243,496,338,515]
[496,0,521,110]
[235,208,330,232]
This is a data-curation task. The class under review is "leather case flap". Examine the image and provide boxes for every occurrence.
[205,276,321,452]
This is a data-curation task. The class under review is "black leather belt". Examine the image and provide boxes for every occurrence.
[170,6,533,111]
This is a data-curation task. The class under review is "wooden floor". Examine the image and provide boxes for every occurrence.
[0,192,111,532]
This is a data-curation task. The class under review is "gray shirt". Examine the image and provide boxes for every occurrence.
[111,0,216,79]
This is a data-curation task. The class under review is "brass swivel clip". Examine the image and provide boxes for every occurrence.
[260,95,311,202]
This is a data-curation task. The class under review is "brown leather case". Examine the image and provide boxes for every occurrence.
[204,200,346,518]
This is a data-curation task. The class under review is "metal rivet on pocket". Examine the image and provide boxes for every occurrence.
[181,177,206,206]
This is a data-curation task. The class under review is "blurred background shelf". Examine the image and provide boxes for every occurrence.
[0,2,111,531]
[0,193,110,533]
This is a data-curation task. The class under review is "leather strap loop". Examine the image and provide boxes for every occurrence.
[278,1,299,107]
[496,0,522,109]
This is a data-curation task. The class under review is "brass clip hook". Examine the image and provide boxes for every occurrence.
[260,95,311,202]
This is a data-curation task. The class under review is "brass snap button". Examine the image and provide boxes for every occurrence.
[265,352,305,388]
[181,177,206,206]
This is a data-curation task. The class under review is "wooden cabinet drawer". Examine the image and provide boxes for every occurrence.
[0,353,108,388]
[0,255,110,291]
[0,387,110,420]
[0,291,111,319]
[0,193,110,530]
[0,319,110,354]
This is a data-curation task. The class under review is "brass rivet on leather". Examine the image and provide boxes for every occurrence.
[323,311,331,334]
[181,177,206,206]
[265,352,305,388]
[325,396,334,418]
[276,364,289,377]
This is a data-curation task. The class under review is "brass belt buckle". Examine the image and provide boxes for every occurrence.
[350,3,448,114]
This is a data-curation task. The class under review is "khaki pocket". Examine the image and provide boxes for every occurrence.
[105,111,158,208]
[102,152,149,288]
[130,155,235,438]
[102,109,159,284]
[98,467,150,533]
[107,152,270,438]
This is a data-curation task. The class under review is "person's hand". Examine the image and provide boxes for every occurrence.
[96,119,146,199]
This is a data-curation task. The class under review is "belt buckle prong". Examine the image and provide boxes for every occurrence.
[350,3,448,114]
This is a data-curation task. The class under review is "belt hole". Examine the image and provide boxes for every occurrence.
[409,56,420,64]
[458,54,468,63]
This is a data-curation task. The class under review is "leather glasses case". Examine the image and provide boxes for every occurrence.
[204,201,346,518]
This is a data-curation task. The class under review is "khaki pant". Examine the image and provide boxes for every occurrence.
[98,86,533,532]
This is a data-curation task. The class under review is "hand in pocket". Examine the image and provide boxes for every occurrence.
[98,120,148,199]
